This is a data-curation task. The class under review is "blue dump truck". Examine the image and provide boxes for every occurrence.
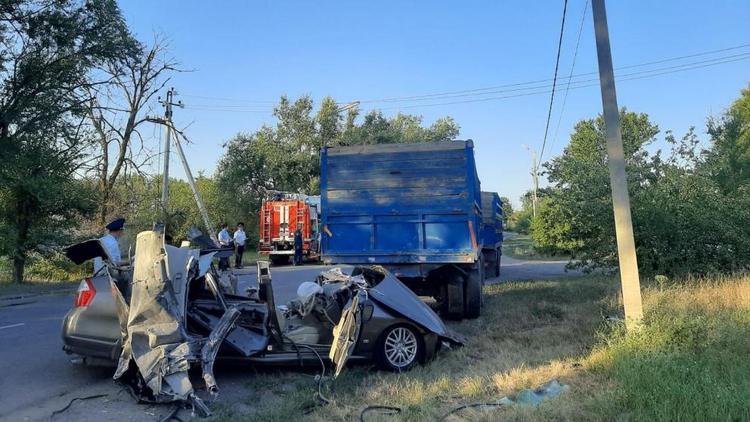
[320,140,485,319]
[480,191,504,278]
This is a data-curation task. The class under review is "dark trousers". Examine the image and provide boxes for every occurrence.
[235,244,245,268]
[293,248,303,266]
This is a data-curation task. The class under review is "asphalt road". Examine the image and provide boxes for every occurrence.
[0,257,576,421]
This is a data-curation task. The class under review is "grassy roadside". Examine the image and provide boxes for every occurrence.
[207,274,750,421]
[502,234,570,261]
[0,280,80,297]
[0,255,86,297]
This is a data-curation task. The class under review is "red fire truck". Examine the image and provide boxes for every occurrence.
[257,193,320,265]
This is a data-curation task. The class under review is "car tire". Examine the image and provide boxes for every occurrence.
[464,259,483,319]
[374,324,424,372]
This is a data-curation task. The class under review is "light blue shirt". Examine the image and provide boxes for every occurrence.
[218,228,231,246]
[233,229,246,246]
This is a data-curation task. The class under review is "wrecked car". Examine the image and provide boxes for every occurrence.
[62,229,464,411]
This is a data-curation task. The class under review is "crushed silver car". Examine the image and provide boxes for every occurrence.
[63,228,464,414]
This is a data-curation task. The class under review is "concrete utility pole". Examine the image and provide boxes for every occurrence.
[522,144,539,218]
[149,91,217,243]
[158,87,182,219]
[591,0,643,329]
[169,125,218,243]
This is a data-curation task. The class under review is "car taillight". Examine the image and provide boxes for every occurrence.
[74,278,96,307]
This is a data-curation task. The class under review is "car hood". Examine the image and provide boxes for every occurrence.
[367,270,465,345]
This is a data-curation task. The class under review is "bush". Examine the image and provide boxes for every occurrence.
[589,277,750,421]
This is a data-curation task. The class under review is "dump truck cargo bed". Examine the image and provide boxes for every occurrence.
[320,140,484,319]
[320,141,481,266]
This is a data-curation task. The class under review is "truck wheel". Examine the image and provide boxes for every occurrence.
[269,255,287,266]
[464,259,483,319]
[443,273,465,320]
[495,249,501,277]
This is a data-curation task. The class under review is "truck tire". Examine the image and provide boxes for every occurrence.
[464,259,484,319]
[495,248,501,277]
[443,273,465,320]
[269,255,288,266]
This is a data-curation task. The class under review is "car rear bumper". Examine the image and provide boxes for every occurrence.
[62,333,120,361]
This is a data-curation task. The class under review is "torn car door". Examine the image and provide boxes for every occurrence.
[328,290,364,378]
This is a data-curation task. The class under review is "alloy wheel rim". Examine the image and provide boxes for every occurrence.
[384,327,418,368]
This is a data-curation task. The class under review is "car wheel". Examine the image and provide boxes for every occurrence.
[375,324,424,372]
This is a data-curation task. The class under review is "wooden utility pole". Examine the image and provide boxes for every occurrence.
[591,0,643,329]
[523,144,539,218]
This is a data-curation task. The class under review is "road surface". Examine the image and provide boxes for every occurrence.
[0,257,576,421]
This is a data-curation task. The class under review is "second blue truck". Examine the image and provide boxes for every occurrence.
[319,140,503,319]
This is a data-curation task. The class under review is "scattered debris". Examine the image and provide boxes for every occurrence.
[50,394,108,419]
[439,379,569,420]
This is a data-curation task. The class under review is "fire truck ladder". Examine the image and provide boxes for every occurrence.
[295,205,305,233]
[262,206,272,242]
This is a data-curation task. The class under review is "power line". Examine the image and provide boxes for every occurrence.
[550,0,589,160]
[176,43,750,108]
[376,53,749,111]
[179,93,276,104]
[351,43,750,104]
[172,45,750,114]
[538,0,569,172]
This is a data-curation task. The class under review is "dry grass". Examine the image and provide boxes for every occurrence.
[208,274,750,421]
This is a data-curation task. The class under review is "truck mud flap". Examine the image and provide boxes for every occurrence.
[445,275,465,318]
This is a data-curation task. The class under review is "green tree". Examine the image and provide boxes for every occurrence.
[537,109,661,272]
[536,101,750,275]
[216,96,461,236]
[0,0,137,282]
[499,196,513,226]
[703,84,750,193]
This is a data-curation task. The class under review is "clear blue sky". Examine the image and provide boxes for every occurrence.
[119,0,749,207]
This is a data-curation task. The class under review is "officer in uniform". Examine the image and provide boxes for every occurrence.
[293,228,303,266]
[93,217,126,274]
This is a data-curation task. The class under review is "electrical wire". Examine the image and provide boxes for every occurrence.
[171,44,749,115]
[176,43,748,109]
[281,335,332,408]
[375,53,750,111]
[360,405,402,421]
[438,402,507,420]
[538,0,569,173]
[49,394,108,419]
[351,43,750,104]
[548,0,589,161]
[179,93,276,104]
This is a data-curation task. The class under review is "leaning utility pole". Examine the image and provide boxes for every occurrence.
[169,125,218,244]
[591,0,643,329]
[148,89,217,243]
[522,144,539,218]
[158,87,182,219]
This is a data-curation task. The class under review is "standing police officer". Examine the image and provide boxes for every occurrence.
[94,217,126,274]
[293,228,303,266]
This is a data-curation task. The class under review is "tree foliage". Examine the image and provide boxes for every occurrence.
[0,0,136,282]
[534,87,750,276]
[215,96,460,246]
